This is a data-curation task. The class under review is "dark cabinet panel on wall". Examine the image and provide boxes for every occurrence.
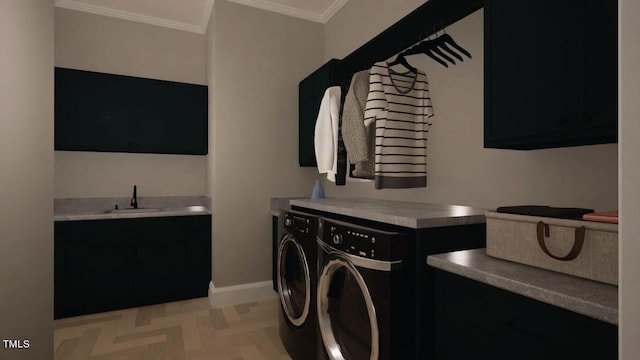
[54,215,211,319]
[484,0,617,149]
[298,59,340,167]
[55,67,208,155]
[434,271,617,359]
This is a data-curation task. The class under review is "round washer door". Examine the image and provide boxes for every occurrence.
[277,234,311,327]
[317,253,378,360]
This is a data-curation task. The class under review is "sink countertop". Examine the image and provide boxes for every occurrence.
[289,198,487,229]
[54,196,211,221]
[428,249,618,325]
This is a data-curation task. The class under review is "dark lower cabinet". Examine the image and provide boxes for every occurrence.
[434,270,617,359]
[54,215,211,319]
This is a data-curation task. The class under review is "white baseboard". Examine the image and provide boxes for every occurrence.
[208,280,277,308]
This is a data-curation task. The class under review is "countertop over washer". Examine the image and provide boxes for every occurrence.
[289,198,487,229]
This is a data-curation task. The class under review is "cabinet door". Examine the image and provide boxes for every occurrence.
[484,0,617,149]
[131,78,208,155]
[134,217,190,303]
[54,220,134,318]
[133,216,211,303]
[55,68,208,155]
[581,0,617,131]
[485,0,580,144]
[434,271,617,359]
[183,215,212,295]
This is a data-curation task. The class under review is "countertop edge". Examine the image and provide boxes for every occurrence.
[54,210,211,222]
[427,251,618,325]
[289,199,487,229]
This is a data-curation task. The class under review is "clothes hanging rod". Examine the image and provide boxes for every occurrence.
[332,0,483,83]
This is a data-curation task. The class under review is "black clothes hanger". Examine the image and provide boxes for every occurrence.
[391,26,470,69]
[403,40,450,68]
[438,33,472,59]
[387,54,418,74]
[422,47,449,67]
[419,40,456,65]
[430,45,456,64]
[435,40,464,62]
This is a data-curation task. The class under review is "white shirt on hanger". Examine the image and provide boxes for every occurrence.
[314,86,341,182]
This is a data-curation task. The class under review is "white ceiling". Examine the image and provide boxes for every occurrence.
[54,0,349,34]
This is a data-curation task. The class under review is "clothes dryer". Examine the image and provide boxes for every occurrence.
[277,210,320,360]
[316,218,410,360]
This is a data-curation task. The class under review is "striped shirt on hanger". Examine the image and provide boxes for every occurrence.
[364,61,434,189]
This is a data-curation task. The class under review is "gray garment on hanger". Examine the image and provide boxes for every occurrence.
[342,70,374,179]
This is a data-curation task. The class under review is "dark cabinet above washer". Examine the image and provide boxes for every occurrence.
[484,0,617,149]
[55,67,208,155]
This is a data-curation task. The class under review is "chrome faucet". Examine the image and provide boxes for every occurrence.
[130,185,138,209]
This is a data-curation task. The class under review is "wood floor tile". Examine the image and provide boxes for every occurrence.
[54,298,292,360]
[134,307,153,327]
[56,314,123,330]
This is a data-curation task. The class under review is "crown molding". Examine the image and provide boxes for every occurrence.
[321,0,349,23]
[226,0,349,24]
[54,0,215,34]
[226,0,324,23]
[201,0,216,33]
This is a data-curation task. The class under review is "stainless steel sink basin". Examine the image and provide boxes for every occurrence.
[164,205,209,212]
[104,208,162,214]
[103,206,208,214]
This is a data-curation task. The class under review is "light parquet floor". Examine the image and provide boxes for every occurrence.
[54,298,292,360]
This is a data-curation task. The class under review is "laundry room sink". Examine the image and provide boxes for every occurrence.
[104,208,162,214]
[161,205,209,213]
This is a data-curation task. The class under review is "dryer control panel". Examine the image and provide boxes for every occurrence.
[323,219,407,261]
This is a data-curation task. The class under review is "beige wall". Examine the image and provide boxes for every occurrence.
[0,1,54,359]
[207,0,322,286]
[323,2,618,212]
[54,8,207,198]
[324,0,424,62]
[619,0,640,356]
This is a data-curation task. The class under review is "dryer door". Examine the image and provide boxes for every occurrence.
[317,252,379,360]
[277,234,311,327]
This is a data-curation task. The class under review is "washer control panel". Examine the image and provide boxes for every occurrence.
[283,212,317,236]
[323,219,406,261]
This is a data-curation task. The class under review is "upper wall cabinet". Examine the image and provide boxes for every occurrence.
[55,68,208,155]
[484,0,617,150]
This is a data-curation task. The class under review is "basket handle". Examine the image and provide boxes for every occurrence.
[536,221,585,261]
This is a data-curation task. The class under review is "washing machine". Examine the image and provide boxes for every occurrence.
[277,210,320,360]
[316,218,411,360]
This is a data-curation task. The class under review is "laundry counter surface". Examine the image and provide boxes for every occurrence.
[289,198,487,229]
[428,249,618,324]
[270,197,304,217]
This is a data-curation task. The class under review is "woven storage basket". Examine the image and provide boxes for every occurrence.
[486,211,618,285]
